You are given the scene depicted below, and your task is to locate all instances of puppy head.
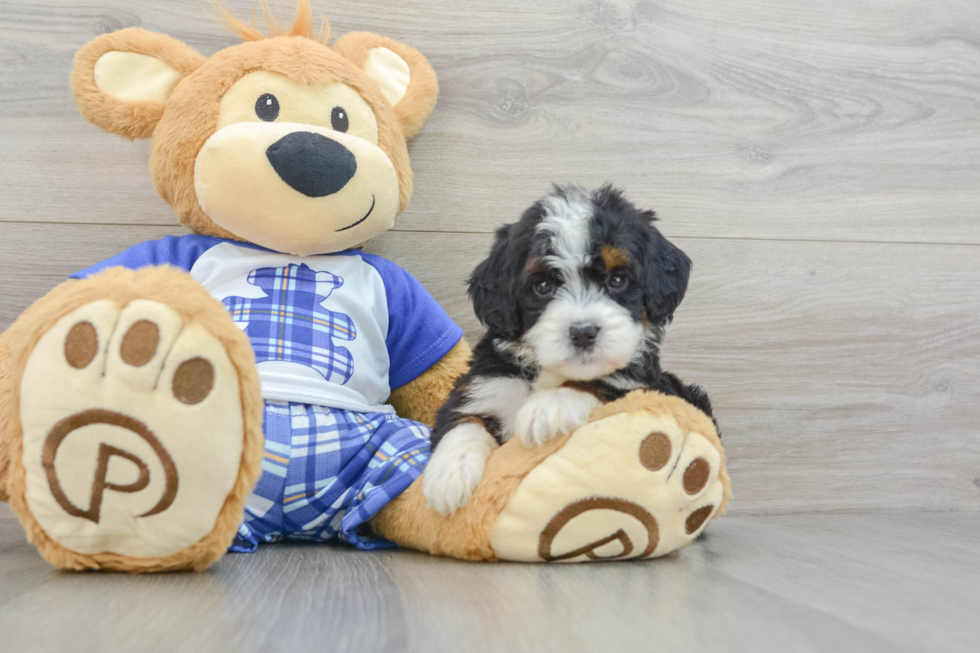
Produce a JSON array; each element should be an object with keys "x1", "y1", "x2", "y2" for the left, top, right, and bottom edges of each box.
[{"x1": 469, "y1": 185, "x2": 691, "y2": 380}]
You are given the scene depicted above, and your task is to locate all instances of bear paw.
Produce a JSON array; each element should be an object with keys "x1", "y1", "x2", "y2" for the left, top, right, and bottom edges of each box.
[
  {"x1": 489, "y1": 403, "x2": 727, "y2": 562},
  {"x1": 16, "y1": 299, "x2": 248, "y2": 561}
]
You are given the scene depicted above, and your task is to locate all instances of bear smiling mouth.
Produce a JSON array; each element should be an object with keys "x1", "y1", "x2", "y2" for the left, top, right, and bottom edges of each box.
[{"x1": 335, "y1": 194, "x2": 376, "y2": 232}]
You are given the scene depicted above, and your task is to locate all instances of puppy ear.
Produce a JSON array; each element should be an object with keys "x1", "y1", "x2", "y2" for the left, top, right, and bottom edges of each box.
[
  {"x1": 70, "y1": 28, "x2": 207, "y2": 140},
  {"x1": 332, "y1": 32, "x2": 438, "y2": 138},
  {"x1": 644, "y1": 231, "x2": 692, "y2": 324},
  {"x1": 468, "y1": 224, "x2": 523, "y2": 338}
]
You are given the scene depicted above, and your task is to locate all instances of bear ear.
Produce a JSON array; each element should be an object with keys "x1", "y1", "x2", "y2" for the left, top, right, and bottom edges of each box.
[
  {"x1": 332, "y1": 32, "x2": 438, "y2": 138},
  {"x1": 71, "y1": 27, "x2": 207, "y2": 140}
]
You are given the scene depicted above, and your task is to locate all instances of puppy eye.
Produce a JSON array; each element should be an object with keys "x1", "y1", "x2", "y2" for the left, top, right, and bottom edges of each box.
[
  {"x1": 533, "y1": 280, "x2": 555, "y2": 296},
  {"x1": 255, "y1": 94, "x2": 280, "y2": 122},
  {"x1": 331, "y1": 106, "x2": 349, "y2": 133},
  {"x1": 607, "y1": 274, "x2": 628, "y2": 290}
]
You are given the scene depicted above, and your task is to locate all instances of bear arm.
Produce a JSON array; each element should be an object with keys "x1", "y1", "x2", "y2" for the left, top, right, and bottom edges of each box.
[{"x1": 387, "y1": 338, "x2": 471, "y2": 428}]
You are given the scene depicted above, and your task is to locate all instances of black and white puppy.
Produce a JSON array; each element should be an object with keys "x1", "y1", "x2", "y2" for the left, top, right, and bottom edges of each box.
[{"x1": 423, "y1": 185, "x2": 714, "y2": 515}]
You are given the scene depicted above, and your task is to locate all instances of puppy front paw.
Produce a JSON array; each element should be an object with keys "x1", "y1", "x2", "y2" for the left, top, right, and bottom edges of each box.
[
  {"x1": 423, "y1": 423, "x2": 497, "y2": 516},
  {"x1": 515, "y1": 388, "x2": 601, "y2": 448}
]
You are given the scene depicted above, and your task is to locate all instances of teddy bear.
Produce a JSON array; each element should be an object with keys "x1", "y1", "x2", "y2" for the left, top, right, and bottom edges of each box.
[{"x1": 0, "y1": 0, "x2": 730, "y2": 571}]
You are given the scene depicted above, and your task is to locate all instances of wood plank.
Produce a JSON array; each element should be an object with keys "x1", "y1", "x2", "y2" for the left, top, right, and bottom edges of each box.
[
  {"x1": 1, "y1": 508, "x2": 978, "y2": 652},
  {"x1": 1, "y1": 223, "x2": 978, "y2": 514},
  {"x1": 2, "y1": 0, "x2": 980, "y2": 243}
]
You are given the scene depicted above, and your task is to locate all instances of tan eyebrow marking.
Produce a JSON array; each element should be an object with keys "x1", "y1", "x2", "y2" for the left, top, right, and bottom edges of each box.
[
  {"x1": 601, "y1": 245, "x2": 630, "y2": 269},
  {"x1": 525, "y1": 257, "x2": 547, "y2": 273}
]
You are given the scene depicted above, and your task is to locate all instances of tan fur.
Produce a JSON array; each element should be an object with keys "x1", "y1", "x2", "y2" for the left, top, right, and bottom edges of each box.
[
  {"x1": 70, "y1": 9, "x2": 438, "y2": 241},
  {"x1": 70, "y1": 28, "x2": 207, "y2": 140},
  {"x1": 600, "y1": 244, "x2": 630, "y2": 269},
  {"x1": 387, "y1": 338, "x2": 471, "y2": 428},
  {"x1": 14, "y1": 3, "x2": 444, "y2": 571},
  {"x1": 332, "y1": 32, "x2": 439, "y2": 138},
  {"x1": 0, "y1": 267, "x2": 264, "y2": 572},
  {"x1": 372, "y1": 389, "x2": 730, "y2": 560},
  {"x1": 210, "y1": 0, "x2": 331, "y2": 45},
  {"x1": 151, "y1": 36, "x2": 414, "y2": 240},
  {"x1": 0, "y1": 326, "x2": 18, "y2": 502},
  {"x1": 371, "y1": 426, "x2": 566, "y2": 561}
]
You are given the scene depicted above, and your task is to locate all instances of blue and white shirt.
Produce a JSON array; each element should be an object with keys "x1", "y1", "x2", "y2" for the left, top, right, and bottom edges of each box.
[{"x1": 72, "y1": 235, "x2": 463, "y2": 414}]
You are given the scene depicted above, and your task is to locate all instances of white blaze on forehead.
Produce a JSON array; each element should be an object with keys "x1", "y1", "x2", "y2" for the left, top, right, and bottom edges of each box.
[
  {"x1": 523, "y1": 187, "x2": 645, "y2": 380},
  {"x1": 536, "y1": 188, "x2": 594, "y2": 279}
]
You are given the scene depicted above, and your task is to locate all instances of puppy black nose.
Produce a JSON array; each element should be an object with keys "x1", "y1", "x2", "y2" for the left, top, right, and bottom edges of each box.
[
  {"x1": 266, "y1": 132, "x2": 357, "y2": 198},
  {"x1": 569, "y1": 324, "x2": 600, "y2": 349}
]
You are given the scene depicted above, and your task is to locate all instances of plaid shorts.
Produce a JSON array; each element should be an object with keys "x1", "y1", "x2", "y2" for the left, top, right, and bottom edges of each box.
[{"x1": 229, "y1": 401, "x2": 430, "y2": 552}]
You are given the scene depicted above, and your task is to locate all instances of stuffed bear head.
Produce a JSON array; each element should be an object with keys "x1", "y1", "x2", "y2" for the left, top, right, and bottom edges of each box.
[{"x1": 70, "y1": 1, "x2": 438, "y2": 256}]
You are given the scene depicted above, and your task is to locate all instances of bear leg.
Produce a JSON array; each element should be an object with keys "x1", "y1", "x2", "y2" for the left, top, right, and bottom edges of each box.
[
  {"x1": 372, "y1": 390, "x2": 731, "y2": 562},
  {"x1": 1, "y1": 266, "x2": 263, "y2": 572}
]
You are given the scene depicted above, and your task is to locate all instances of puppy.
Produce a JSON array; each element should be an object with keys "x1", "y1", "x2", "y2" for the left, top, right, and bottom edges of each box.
[{"x1": 423, "y1": 185, "x2": 714, "y2": 515}]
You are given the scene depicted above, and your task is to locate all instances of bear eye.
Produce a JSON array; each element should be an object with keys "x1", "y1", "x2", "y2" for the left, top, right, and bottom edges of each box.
[
  {"x1": 331, "y1": 106, "x2": 349, "y2": 133},
  {"x1": 255, "y1": 94, "x2": 280, "y2": 122},
  {"x1": 607, "y1": 274, "x2": 628, "y2": 290}
]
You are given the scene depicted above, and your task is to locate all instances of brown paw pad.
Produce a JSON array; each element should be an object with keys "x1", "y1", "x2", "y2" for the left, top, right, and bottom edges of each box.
[
  {"x1": 172, "y1": 357, "x2": 215, "y2": 405},
  {"x1": 64, "y1": 321, "x2": 99, "y2": 369},
  {"x1": 639, "y1": 431, "x2": 671, "y2": 471},
  {"x1": 685, "y1": 505, "x2": 715, "y2": 534},
  {"x1": 683, "y1": 457, "x2": 710, "y2": 495},
  {"x1": 119, "y1": 320, "x2": 160, "y2": 367}
]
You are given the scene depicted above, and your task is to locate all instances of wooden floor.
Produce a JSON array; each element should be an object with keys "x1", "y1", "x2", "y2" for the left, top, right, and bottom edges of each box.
[
  {"x1": 0, "y1": 0, "x2": 978, "y2": 650},
  {"x1": 1, "y1": 504, "x2": 978, "y2": 652}
]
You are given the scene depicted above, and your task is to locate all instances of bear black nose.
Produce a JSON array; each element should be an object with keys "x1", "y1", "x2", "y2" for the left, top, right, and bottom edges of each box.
[
  {"x1": 266, "y1": 132, "x2": 357, "y2": 198},
  {"x1": 569, "y1": 324, "x2": 600, "y2": 349}
]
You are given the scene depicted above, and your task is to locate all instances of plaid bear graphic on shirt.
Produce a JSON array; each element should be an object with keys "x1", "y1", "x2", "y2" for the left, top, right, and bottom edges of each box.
[{"x1": 222, "y1": 263, "x2": 356, "y2": 384}]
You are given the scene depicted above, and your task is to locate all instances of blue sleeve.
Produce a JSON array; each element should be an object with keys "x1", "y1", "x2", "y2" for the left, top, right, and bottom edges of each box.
[
  {"x1": 70, "y1": 235, "x2": 227, "y2": 279},
  {"x1": 360, "y1": 254, "x2": 465, "y2": 390}
]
